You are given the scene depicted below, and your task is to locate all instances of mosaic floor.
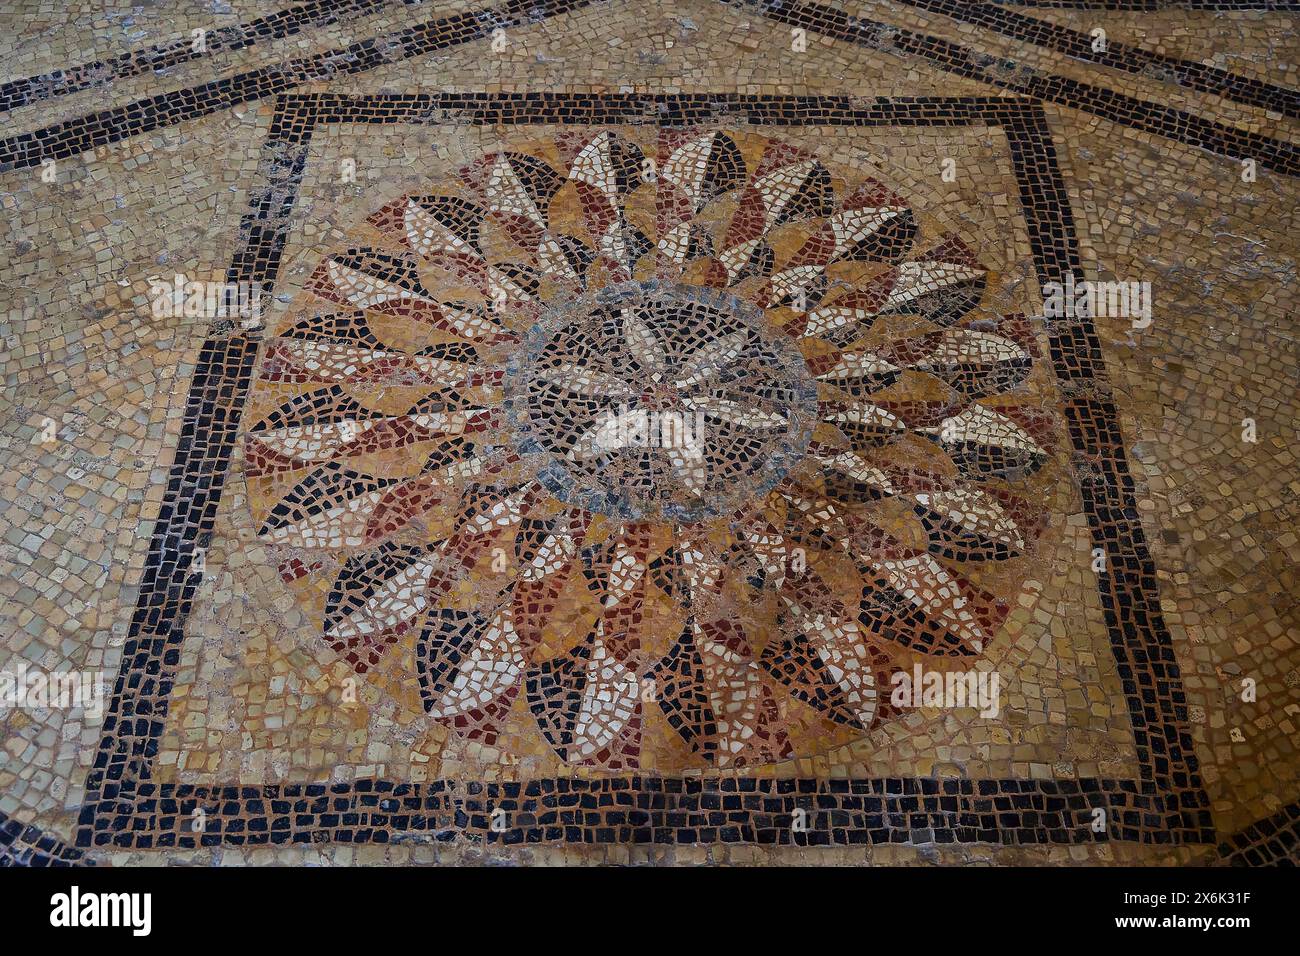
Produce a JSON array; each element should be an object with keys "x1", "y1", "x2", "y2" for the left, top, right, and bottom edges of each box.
[{"x1": 0, "y1": 0, "x2": 1296, "y2": 867}]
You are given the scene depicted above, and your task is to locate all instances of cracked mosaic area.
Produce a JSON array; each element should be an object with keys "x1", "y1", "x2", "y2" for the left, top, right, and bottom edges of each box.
[{"x1": 0, "y1": 0, "x2": 1296, "y2": 868}]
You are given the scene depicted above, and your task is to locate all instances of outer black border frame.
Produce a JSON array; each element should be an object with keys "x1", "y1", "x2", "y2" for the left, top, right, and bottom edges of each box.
[
  {"x1": 5, "y1": 0, "x2": 1300, "y2": 178},
  {"x1": 77, "y1": 91, "x2": 1214, "y2": 851}
]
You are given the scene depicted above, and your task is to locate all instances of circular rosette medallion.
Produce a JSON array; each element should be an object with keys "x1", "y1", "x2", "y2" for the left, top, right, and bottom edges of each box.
[
  {"x1": 505, "y1": 279, "x2": 819, "y2": 524},
  {"x1": 245, "y1": 129, "x2": 1063, "y2": 771}
]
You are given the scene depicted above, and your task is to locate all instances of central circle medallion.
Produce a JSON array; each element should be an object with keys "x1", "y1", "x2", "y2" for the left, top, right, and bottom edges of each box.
[{"x1": 505, "y1": 280, "x2": 818, "y2": 524}]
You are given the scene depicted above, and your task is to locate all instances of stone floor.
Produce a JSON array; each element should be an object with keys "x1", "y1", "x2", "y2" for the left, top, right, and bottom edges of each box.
[{"x1": 0, "y1": 0, "x2": 1296, "y2": 867}]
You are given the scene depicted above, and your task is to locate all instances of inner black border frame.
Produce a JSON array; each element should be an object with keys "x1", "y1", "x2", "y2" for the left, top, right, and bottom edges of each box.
[{"x1": 77, "y1": 91, "x2": 1214, "y2": 851}]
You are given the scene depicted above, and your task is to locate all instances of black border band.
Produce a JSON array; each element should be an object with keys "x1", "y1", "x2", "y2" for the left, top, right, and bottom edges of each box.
[
  {"x1": 2, "y1": 0, "x2": 1297, "y2": 177},
  {"x1": 78, "y1": 91, "x2": 1214, "y2": 851}
]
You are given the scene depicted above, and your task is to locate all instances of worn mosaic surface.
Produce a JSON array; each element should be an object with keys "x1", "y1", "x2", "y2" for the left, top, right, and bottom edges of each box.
[{"x1": 0, "y1": 0, "x2": 1296, "y2": 866}]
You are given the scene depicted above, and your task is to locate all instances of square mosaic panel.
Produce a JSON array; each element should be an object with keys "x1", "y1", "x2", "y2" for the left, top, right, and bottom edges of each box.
[{"x1": 76, "y1": 93, "x2": 1213, "y2": 851}]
